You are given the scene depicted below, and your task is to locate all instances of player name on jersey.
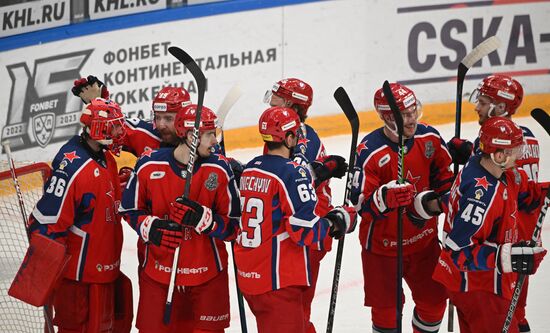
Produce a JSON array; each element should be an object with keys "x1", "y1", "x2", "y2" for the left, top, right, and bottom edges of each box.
[{"x1": 239, "y1": 175, "x2": 271, "y2": 193}]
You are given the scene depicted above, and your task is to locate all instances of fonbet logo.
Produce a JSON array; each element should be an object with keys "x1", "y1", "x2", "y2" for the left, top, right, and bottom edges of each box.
[{"x1": 1, "y1": 50, "x2": 93, "y2": 151}]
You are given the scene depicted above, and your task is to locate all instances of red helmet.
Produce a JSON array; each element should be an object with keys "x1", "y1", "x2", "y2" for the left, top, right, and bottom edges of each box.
[
  {"x1": 152, "y1": 86, "x2": 192, "y2": 113},
  {"x1": 471, "y1": 74, "x2": 523, "y2": 116},
  {"x1": 258, "y1": 106, "x2": 300, "y2": 143},
  {"x1": 80, "y1": 98, "x2": 126, "y2": 148},
  {"x1": 374, "y1": 83, "x2": 418, "y2": 117},
  {"x1": 478, "y1": 117, "x2": 524, "y2": 154},
  {"x1": 174, "y1": 104, "x2": 217, "y2": 138},
  {"x1": 266, "y1": 78, "x2": 313, "y2": 114}
]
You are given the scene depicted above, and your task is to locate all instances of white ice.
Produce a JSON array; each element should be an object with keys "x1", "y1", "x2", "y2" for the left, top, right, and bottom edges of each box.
[{"x1": 121, "y1": 116, "x2": 550, "y2": 332}]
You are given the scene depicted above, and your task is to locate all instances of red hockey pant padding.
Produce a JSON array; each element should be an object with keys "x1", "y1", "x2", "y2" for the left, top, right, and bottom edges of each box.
[
  {"x1": 114, "y1": 272, "x2": 133, "y2": 333},
  {"x1": 361, "y1": 238, "x2": 447, "y2": 328},
  {"x1": 244, "y1": 286, "x2": 307, "y2": 333},
  {"x1": 53, "y1": 278, "x2": 115, "y2": 333},
  {"x1": 449, "y1": 290, "x2": 519, "y2": 333},
  {"x1": 136, "y1": 270, "x2": 230, "y2": 332}
]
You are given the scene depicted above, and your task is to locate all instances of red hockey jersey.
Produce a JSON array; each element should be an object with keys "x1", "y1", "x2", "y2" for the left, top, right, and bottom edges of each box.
[
  {"x1": 120, "y1": 148, "x2": 240, "y2": 286},
  {"x1": 122, "y1": 118, "x2": 162, "y2": 156},
  {"x1": 234, "y1": 154, "x2": 332, "y2": 295},
  {"x1": 29, "y1": 136, "x2": 122, "y2": 283},
  {"x1": 350, "y1": 124, "x2": 454, "y2": 256},
  {"x1": 433, "y1": 156, "x2": 546, "y2": 300},
  {"x1": 475, "y1": 125, "x2": 540, "y2": 241}
]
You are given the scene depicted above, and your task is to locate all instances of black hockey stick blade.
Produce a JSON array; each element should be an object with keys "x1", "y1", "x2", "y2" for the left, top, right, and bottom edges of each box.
[
  {"x1": 168, "y1": 46, "x2": 206, "y2": 92},
  {"x1": 382, "y1": 81, "x2": 404, "y2": 139},
  {"x1": 333, "y1": 87, "x2": 360, "y2": 174},
  {"x1": 531, "y1": 108, "x2": 550, "y2": 136},
  {"x1": 326, "y1": 87, "x2": 360, "y2": 333}
]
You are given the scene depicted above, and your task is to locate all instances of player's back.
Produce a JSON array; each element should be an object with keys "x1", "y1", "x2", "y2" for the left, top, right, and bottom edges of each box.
[{"x1": 235, "y1": 154, "x2": 324, "y2": 295}]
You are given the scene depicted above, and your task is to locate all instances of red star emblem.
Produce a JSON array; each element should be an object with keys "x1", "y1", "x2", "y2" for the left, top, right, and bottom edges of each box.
[
  {"x1": 140, "y1": 148, "x2": 154, "y2": 158},
  {"x1": 406, "y1": 170, "x2": 421, "y2": 192},
  {"x1": 357, "y1": 141, "x2": 368, "y2": 155},
  {"x1": 474, "y1": 176, "x2": 492, "y2": 191},
  {"x1": 297, "y1": 137, "x2": 310, "y2": 146},
  {"x1": 63, "y1": 151, "x2": 80, "y2": 163},
  {"x1": 217, "y1": 154, "x2": 230, "y2": 165},
  {"x1": 287, "y1": 161, "x2": 301, "y2": 168}
]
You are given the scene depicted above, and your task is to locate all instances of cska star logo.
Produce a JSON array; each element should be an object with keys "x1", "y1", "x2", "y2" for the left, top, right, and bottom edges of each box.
[
  {"x1": 474, "y1": 176, "x2": 492, "y2": 191},
  {"x1": 357, "y1": 141, "x2": 368, "y2": 155},
  {"x1": 141, "y1": 148, "x2": 154, "y2": 158},
  {"x1": 287, "y1": 161, "x2": 301, "y2": 168},
  {"x1": 63, "y1": 151, "x2": 80, "y2": 163},
  {"x1": 406, "y1": 170, "x2": 421, "y2": 192}
]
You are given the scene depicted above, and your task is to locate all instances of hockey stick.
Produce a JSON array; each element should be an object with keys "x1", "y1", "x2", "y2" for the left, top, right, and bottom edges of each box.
[
  {"x1": 216, "y1": 84, "x2": 243, "y2": 152},
  {"x1": 326, "y1": 87, "x2": 360, "y2": 333},
  {"x1": 164, "y1": 46, "x2": 207, "y2": 325},
  {"x1": 449, "y1": 35, "x2": 501, "y2": 331},
  {"x1": 2, "y1": 141, "x2": 55, "y2": 333},
  {"x1": 382, "y1": 80, "x2": 405, "y2": 333},
  {"x1": 215, "y1": 86, "x2": 248, "y2": 333},
  {"x1": 502, "y1": 108, "x2": 550, "y2": 333}
]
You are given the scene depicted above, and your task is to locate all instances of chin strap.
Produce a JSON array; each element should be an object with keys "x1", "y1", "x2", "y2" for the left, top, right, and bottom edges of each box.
[{"x1": 490, "y1": 152, "x2": 511, "y2": 170}]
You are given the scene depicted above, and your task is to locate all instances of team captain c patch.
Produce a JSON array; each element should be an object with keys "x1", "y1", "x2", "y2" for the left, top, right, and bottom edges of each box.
[{"x1": 205, "y1": 172, "x2": 219, "y2": 191}]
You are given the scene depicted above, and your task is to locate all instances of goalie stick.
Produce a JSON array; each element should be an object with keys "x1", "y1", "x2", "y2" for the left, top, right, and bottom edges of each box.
[
  {"x1": 382, "y1": 81, "x2": 406, "y2": 333},
  {"x1": 449, "y1": 35, "x2": 501, "y2": 332},
  {"x1": 326, "y1": 87, "x2": 360, "y2": 333},
  {"x1": 2, "y1": 141, "x2": 55, "y2": 333},
  {"x1": 501, "y1": 108, "x2": 550, "y2": 333},
  {"x1": 164, "y1": 46, "x2": 207, "y2": 325},
  {"x1": 215, "y1": 85, "x2": 248, "y2": 333}
]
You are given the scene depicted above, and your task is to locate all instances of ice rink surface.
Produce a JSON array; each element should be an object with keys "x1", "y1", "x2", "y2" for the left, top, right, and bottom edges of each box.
[{"x1": 120, "y1": 117, "x2": 550, "y2": 332}]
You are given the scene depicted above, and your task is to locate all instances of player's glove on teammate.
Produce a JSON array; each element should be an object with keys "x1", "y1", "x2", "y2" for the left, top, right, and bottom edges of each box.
[
  {"x1": 312, "y1": 155, "x2": 347, "y2": 185},
  {"x1": 406, "y1": 190, "x2": 443, "y2": 229},
  {"x1": 170, "y1": 196, "x2": 214, "y2": 234},
  {"x1": 72, "y1": 75, "x2": 110, "y2": 103},
  {"x1": 118, "y1": 166, "x2": 133, "y2": 191},
  {"x1": 325, "y1": 205, "x2": 357, "y2": 239},
  {"x1": 497, "y1": 240, "x2": 547, "y2": 275},
  {"x1": 447, "y1": 137, "x2": 473, "y2": 165},
  {"x1": 139, "y1": 216, "x2": 182, "y2": 250},
  {"x1": 373, "y1": 180, "x2": 415, "y2": 213},
  {"x1": 228, "y1": 157, "x2": 244, "y2": 187}
]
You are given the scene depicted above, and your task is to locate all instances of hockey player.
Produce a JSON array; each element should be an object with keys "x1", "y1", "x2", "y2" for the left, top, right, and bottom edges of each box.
[
  {"x1": 433, "y1": 117, "x2": 547, "y2": 333},
  {"x1": 72, "y1": 77, "x2": 191, "y2": 156},
  {"x1": 234, "y1": 106, "x2": 356, "y2": 333},
  {"x1": 447, "y1": 74, "x2": 540, "y2": 331},
  {"x1": 351, "y1": 83, "x2": 454, "y2": 332},
  {"x1": 22, "y1": 98, "x2": 132, "y2": 332},
  {"x1": 120, "y1": 104, "x2": 241, "y2": 333},
  {"x1": 263, "y1": 78, "x2": 347, "y2": 332}
]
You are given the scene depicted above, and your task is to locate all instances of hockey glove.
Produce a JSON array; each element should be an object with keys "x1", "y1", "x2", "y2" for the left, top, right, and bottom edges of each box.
[
  {"x1": 72, "y1": 75, "x2": 110, "y2": 103},
  {"x1": 228, "y1": 157, "x2": 244, "y2": 187},
  {"x1": 325, "y1": 206, "x2": 358, "y2": 239},
  {"x1": 118, "y1": 166, "x2": 133, "y2": 192},
  {"x1": 312, "y1": 155, "x2": 347, "y2": 185},
  {"x1": 447, "y1": 137, "x2": 473, "y2": 165},
  {"x1": 406, "y1": 190, "x2": 443, "y2": 229},
  {"x1": 497, "y1": 240, "x2": 547, "y2": 275},
  {"x1": 170, "y1": 197, "x2": 214, "y2": 234},
  {"x1": 139, "y1": 216, "x2": 182, "y2": 250},
  {"x1": 373, "y1": 180, "x2": 414, "y2": 213}
]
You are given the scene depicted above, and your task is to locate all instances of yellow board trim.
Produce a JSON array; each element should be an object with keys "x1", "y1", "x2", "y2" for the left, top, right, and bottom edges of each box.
[{"x1": 115, "y1": 93, "x2": 550, "y2": 168}]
